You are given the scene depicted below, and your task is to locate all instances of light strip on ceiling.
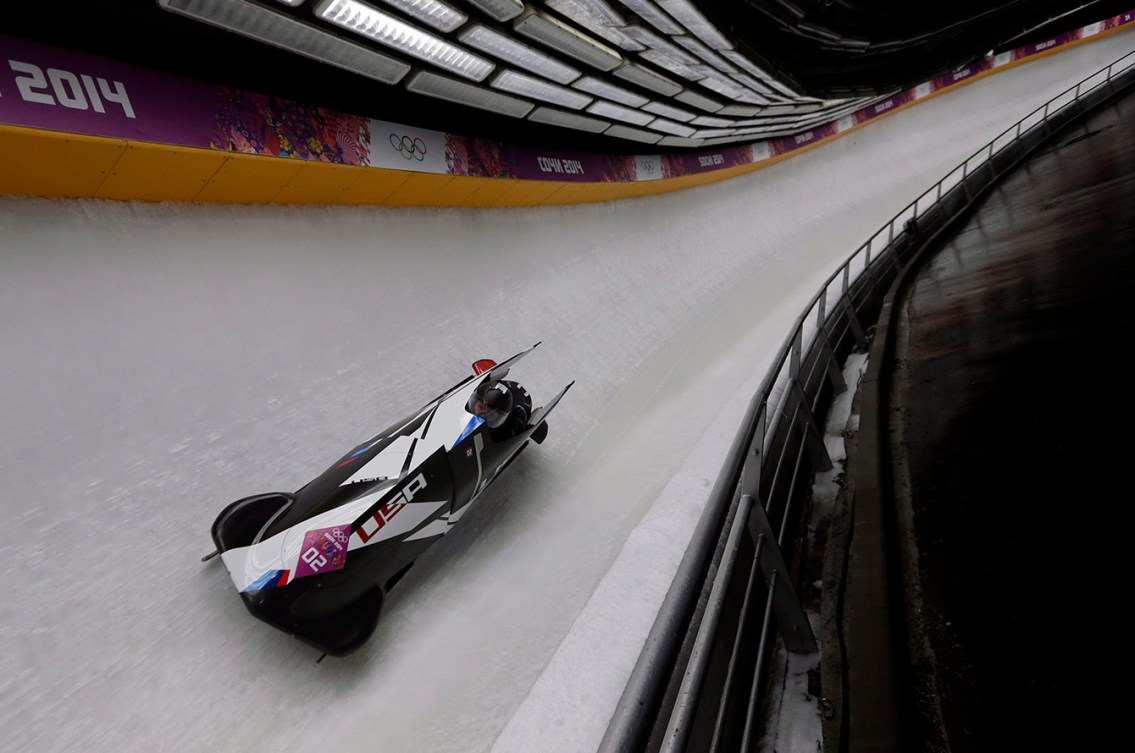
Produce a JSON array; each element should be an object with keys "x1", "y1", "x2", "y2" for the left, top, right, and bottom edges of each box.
[
  {"x1": 548, "y1": 0, "x2": 626, "y2": 26},
  {"x1": 621, "y1": 25, "x2": 697, "y2": 62},
  {"x1": 657, "y1": 135, "x2": 704, "y2": 147},
  {"x1": 513, "y1": 10, "x2": 623, "y2": 71},
  {"x1": 272, "y1": 0, "x2": 307, "y2": 6},
  {"x1": 586, "y1": 100, "x2": 654, "y2": 126},
  {"x1": 611, "y1": 0, "x2": 682, "y2": 35},
  {"x1": 571, "y1": 76, "x2": 649, "y2": 107},
  {"x1": 544, "y1": 0, "x2": 645, "y2": 51},
  {"x1": 695, "y1": 69, "x2": 764, "y2": 103},
  {"x1": 675, "y1": 36, "x2": 736, "y2": 74},
  {"x1": 604, "y1": 123, "x2": 663, "y2": 144},
  {"x1": 405, "y1": 71, "x2": 534, "y2": 116},
  {"x1": 691, "y1": 127, "x2": 736, "y2": 138},
  {"x1": 702, "y1": 135, "x2": 741, "y2": 146},
  {"x1": 639, "y1": 51, "x2": 702, "y2": 81},
  {"x1": 459, "y1": 25, "x2": 581, "y2": 84},
  {"x1": 492, "y1": 70, "x2": 593, "y2": 109},
  {"x1": 717, "y1": 104, "x2": 762, "y2": 117},
  {"x1": 654, "y1": 0, "x2": 731, "y2": 49},
  {"x1": 316, "y1": 0, "x2": 493, "y2": 81},
  {"x1": 731, "y1": 72, "x2": 775, "y2": 96},
  {"x1": 645, "y1": 117, "x2": 696, "y2": 137},
  {"x1": 674, "y1": 88, "x2": 723, "y2": 112},
  {"x1": 157, "y1": 0, "x2": 410, "y2": 84},
  {"x1": 689, "y1": 114, "x2": 732, "y2": 127},
  {"x1": 612, "y1": 62, "x2": 682, "y2": 96},
  {"x1": 464, "y1": 0, "x2": 524, "y2": 22},
  {"x1": 373, "y1": 0, "x2": 467, "y2": 33},
  {"x1": 720, "y1": 50, "x2": 776, "y2": 83},
  {"x1": 642, "y1": 100, "x2": 695, "y2": 122},
  {"x1": 528, "y1": 106, "x2": 611, "y2": 133}
]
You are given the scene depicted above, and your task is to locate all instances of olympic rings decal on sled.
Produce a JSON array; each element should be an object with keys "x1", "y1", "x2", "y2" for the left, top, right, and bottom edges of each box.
[{"x1": 390, "y1": 133, "x2": 428, "y2": 161}]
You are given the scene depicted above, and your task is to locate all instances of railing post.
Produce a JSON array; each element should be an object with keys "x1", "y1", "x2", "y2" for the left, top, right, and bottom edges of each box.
[
  {"x1": 740, "y1": 400, "x2": 767, "y2": 501},
  {"x1": 747, "y1": 497, "x2": 818, "y2": 654},
  {"x1": 787, "y1": 379, "x2": 833, "y2": 472}
]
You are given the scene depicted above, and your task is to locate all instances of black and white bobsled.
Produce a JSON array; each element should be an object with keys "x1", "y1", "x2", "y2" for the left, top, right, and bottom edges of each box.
[{"x1": 205, "y1": 342, "x2": 572, "y2": 657}]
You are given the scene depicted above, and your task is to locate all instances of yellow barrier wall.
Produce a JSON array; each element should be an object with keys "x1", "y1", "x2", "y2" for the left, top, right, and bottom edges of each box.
[{"x1": 1, "y1": 23, "x2": 1131, "y2": 208}]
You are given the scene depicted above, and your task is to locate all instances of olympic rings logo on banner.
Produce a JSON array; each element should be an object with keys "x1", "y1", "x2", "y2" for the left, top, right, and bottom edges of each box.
[{"x1": 390, "y1": 133, "x2": 427, "y2": 161}]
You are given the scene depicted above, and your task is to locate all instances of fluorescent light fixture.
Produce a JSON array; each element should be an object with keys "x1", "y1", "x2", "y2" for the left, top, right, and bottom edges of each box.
[
  {"x1": 645, "y1": 117, "x2": 696, "y2": 137},
  {"x1": 547, "y1": 0, "x2": 626, "y2": 26},
  {"x1": 603, "y1": 123, "x2": 663, "y2": 144},
  {"x1": 586, "y1": 100, "x2": 654, "y2": 126},
  {"x1": 492, "y1": 69, "x2": 593, "y2": 109},
  {"x1": 158, "y1": 0, "x2": 410, "y2": 84},
  {"x1": 733, "y1": 114, "x2": 798, "y2": 126},
  {"x1": 694, "y1": 69, "x2": 762, "y2": 101},
  {"x1": 692, "y1": 127, "x2": 736, "y2": 138},
  {"x1": 406, "y1": 70, "x2": 534, "y2": 116},
  {"x1": 459, "y1": 25, "x2": 580, "y2": 84},
  {"x1": 612, "y1": 62, "x2": 682, "y2": 96},
  {"x1": 718, "y1": 104, "x2": 762, "y2": 117},
  {"x1": 657, "y1": 135, "x2": 704, "y2": 147},
  {"x1": 701, "y1": 135, "x2": 740, "y2": 146},
  {"x1": 316, "y1": 0, "x2": 493, "y2": 81},
  {"x1": 514, "y1": 10, "x2": 623, "y2": 71},
  {"x1": 674, "y1": 88, "x2": 723, "y2": 112},
  {"x1": 690, "y1": 115, "x2": 732, "y2": 127},
  {"x1": 621, "y1": 26, "x2": 697, "y2": 62},
  {"x1": 272, "y1": 0, "x2": 306, "y2": 6},
  {"x1": 640, "y1": 50, "x2": 702, "y2": 81},
  {"x1": 655, "y1": 0, "x2": 731, "y2": 49},
  {"x1": 675, "y1": 36, "x2": 735, "y2": 73},
  {"x1": 528, "y1": 106, "x2": 611, "y2": 133},
  {"x1": 464, "y1": 0, "x2": 524, "y2": 22},
  {"x1": 721, "y1": 50, "x2": 774, "y2": 81},
  {"x1": 544, "y1": 0, "x2": 645, "y2": 51},
  {"x1": 611, "y1": 0, "x2": 682, "y2": 35},
  {"x1": 571, "y1": 76, "x2": 649, "y2": 107},
  {"x1": 642, "y1": 100, "x2": 695, "y2": 121},
  {"x1": 373, "y1": 0, "x2": 467, "y2": 32},
  {"x1": 731, "y1": 72, "x2": 775, "y2": 95},
  {"x1": 762, "y1": 104, "x2": 804, "y2": 115}
]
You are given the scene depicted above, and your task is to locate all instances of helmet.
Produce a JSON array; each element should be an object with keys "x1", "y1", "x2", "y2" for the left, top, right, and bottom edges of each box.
[{"x1": 469, "y1": 382, "x2": 513, "y2": 428}]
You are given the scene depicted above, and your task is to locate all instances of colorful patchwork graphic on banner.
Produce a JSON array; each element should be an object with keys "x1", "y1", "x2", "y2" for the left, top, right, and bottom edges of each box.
[
  {"x1": 4, "y1": 10, "x2": 1135, "y2": 187},
  {"x1": 212, "y1": 87, "x2": 372, "y2": 164}
]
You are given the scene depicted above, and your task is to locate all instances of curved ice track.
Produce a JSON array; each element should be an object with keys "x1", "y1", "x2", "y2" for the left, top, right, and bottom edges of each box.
[{"x1": 2, "y1": 32, "x2": 1131, "y2": 753}]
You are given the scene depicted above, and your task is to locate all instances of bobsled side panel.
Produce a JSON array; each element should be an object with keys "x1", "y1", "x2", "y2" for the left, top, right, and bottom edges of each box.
[
  {"x1": 211, "y1": 492, "x2": 294, "y2": 553},
  {"x1": 243, "y1": 583, "x2": 386, "y2": 657}
]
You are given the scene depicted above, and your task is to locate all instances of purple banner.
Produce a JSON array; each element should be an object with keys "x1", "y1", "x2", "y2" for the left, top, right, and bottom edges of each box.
[
  {"x1": 660, "y1": 145, "x2": 752, "y2": 178},
  {"x1": 4, "y1": 10, "x2": 1134, "y2": 185},
  {"x1": 0, "y1": 34, "x2": 217, "y2": 147},
  {"x1": 446, "y1": 138, "x2": 639, "y2": 182},
  {"x1": 509, "y1": 146, "x2": 637, "y2": 182},
  {"x1": 849, "y1": 90, "x2": 916, "y2": 127},
  {"x1": 768, "y1": 120, "x2": 841, "y2": 157}
]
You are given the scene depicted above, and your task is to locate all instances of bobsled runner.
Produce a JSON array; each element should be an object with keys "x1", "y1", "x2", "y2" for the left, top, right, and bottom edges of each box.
[{"x1": 204, "y1": 342, "x2": 572, "y2": 657}]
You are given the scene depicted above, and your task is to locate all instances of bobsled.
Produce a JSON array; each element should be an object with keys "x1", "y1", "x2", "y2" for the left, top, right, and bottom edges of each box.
[{"x1": 204, "y1": 342, "x2": 572, "y2": 657}]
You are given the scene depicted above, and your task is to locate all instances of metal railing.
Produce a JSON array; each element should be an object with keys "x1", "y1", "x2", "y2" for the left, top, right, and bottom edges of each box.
[{"x1": 599, "y1": 48, "x2": 1135, "y2": 753}]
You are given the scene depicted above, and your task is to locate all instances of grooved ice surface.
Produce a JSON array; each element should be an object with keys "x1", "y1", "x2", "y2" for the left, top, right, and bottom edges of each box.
[{"x1": 2, "y1": 30, "x2": 1131, "y2": 753}]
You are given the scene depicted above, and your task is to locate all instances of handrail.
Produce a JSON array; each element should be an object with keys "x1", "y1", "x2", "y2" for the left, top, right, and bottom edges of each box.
[{"x1": 599, "y1": 47, "x2": 1135, "y2": 753}]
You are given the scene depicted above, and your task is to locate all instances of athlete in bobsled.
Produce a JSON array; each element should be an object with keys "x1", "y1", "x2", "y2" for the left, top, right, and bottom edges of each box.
[{"x1": 203, "y1": 342, "x2": 571, "y2": 658}]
